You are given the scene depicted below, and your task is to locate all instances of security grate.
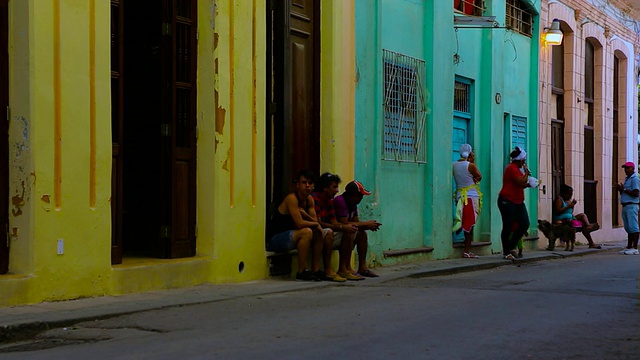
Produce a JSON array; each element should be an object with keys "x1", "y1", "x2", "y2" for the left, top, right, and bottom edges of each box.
[
  {"x1": 454, "y1": 81, "x2": 470, "y2": 114},
  {"x1": 382, "y1": 49, "x2": 426, "y2": 163},
  {"x1": 506, "y1": 0, "x2": 533, "y2": 37}
]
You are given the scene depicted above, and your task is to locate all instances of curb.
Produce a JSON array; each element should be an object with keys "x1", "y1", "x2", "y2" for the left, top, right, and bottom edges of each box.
[{"x1": 0, "y1": 245, "x2": 620, "y2": 344}]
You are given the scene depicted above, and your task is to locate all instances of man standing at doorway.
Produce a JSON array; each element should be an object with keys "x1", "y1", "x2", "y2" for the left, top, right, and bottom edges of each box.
[
  {"x1": 333, "y1": 180, "x2": 382, "y2": 278},
  {"x1": 616, "y1": 162, "x2": 640, "y2": 255}
]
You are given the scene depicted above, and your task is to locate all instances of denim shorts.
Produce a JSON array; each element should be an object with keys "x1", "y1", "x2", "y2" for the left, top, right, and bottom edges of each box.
[
  {"x1": 266, "y1": 230, "x2": 295, "y2": 252},
  {"x1": 621, "y1": 204, "x2": 639, "y2": 234}
]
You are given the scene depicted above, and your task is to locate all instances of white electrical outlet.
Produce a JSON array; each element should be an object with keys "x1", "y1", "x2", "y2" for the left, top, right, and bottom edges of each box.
[{"x1": 57, "y1": 239, "x2": 64, "y2": 255}]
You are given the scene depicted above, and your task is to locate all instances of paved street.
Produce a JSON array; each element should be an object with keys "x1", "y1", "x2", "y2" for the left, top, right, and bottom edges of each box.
[{"x1": 0, "y1": 250, "x2": 638, "y2": 359}]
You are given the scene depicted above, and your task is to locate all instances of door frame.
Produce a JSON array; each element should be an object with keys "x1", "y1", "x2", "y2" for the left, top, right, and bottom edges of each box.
[{"x1": 266, "y1": 0, "x2": 320, "y2": 213}]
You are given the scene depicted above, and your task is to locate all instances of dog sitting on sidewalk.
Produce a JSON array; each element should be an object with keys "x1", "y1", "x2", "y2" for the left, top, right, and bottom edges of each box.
[{"x1": 538, "y1": 219, "x2": 576, "y2": 252}]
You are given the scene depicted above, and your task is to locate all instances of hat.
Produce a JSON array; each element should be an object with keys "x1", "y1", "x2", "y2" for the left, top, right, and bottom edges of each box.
[
  {"x1": 511, "y1": 147, "x2": 527, "y2": 161},
  {"x1": 622, "y1": 161, "x2": 635, "y2": 168},
  {"x1": 459, "y1": 144, "x2": 472, "y2": 159},
  {"x1": 345, "y1": 180, "x2": 371, "y2": 196}
]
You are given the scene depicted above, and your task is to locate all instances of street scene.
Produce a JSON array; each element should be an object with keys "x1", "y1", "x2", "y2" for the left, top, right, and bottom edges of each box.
[
  {"x1": 0, "y1": 249, "x2": 638, "y2": 359},
  {"x1": 0, "y1": 1, "x2": 640, "y2": 359}
]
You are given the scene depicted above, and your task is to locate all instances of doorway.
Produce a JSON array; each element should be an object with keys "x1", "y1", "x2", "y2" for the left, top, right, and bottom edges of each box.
[
  {"x1": 452, "y1": 78, "x2": 473, "y2": 244},
  {"x1": 111, "y1": 0, "x2": 197, "y2": 263},
  {"x1": 266, "y1": 0, "x2": 320, "y2": 212}
]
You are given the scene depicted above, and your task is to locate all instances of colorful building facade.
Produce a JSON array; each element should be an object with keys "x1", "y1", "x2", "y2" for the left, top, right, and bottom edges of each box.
[
  {"x1": 354, "y1": 0, "x2": 541, "y2": 264},
  {"x1": 537, "y1": 0, "x2": 640, "y2": 247},
  {"x1": 1, "y1": 0, "x2": 358, "y2": 307}
]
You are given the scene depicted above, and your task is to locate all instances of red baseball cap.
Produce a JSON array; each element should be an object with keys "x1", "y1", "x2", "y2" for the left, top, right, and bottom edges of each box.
[
  {"x1": 622, "y1": 162, "x2": 635, "y2": 168},
  {"x1": 345, "y1": 180, "x2": 371, "y2": 196}
]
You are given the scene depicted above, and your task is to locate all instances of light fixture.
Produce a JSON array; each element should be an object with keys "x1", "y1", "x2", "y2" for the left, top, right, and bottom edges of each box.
[{"x1": 543, "y1": 19, "x2": 563, "y2": 45}]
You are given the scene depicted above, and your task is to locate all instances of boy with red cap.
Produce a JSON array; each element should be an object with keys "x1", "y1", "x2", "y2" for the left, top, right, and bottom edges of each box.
[{"x1": 333, "y1": 180, "x2": 382, "y2": 278}]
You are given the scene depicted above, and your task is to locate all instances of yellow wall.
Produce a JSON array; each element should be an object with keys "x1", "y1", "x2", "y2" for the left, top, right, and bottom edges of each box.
[
  {"x1": 320, "y1": 0, "x2": 356, "y2": 181},
  {"x1": 1, "y1": 0, "x2": 355, "y2": 307}
]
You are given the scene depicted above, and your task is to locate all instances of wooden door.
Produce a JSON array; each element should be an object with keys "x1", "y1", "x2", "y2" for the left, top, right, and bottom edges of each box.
[
  {"x1": 0, "y1": 0, "x2": 8, "y2": 274},
  {"x1": 267, "y1": 0, "x2": 320, "y2": 209},
  {"x1": 551, "y1": 119, "x2": 564, "y2": 199},
  {"x1": 110, "y1": 0, "x2": 124, "y2": 265},
  {"x1": 160, "y1": 0, "x2": 197, "y2": 258}
]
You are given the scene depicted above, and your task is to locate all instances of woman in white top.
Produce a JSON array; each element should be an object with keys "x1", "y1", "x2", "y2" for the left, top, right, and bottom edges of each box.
[{"x1": 453, "y1": 144, "x2": 483, "y2": 258}]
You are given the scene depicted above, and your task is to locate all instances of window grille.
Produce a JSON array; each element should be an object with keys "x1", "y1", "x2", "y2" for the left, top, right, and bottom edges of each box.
[
  {"x1": 454, "y1": 0, "x2": 485, "y2": 16},
  {"x1": 382, "y1": 50, "x2": 427, "y2": 163},
  {"x1": 454, "y1": 81, "x2": 470, "y2": 114},
  {"x1": 506, "y1": 0, "x2": 533, "y2": 37}
]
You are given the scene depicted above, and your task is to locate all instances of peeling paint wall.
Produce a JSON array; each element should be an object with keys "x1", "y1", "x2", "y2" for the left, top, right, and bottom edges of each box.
[{"x1": 1, "y1": 0, "x2": 356, "y2": 307}]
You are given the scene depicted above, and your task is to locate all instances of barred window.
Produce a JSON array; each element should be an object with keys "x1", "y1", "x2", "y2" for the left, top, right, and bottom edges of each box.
[
  {"x1": 382, "y1": 50, "x2": 427, "y2": 163},
  {"x1": 454, "y1": 0, "x2": 485, "y2": 16},
  {"x1": 506, "y1": 0, "x2": 533, "y2": 37}
]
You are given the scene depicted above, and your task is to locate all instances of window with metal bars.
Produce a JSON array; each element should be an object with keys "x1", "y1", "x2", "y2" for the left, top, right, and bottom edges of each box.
[
  {"x1": 382, "y1": 50, "x2": 427, "y2": 163},
  {"x1": 454, "y1": 81, "x2": 470, "y2": 114},
  {"x1": 506, "y1": 0, "x2": 533, "y2": 37},
  {"x1": 454, "y1": 0, "x2": 485, "y2": 16}
]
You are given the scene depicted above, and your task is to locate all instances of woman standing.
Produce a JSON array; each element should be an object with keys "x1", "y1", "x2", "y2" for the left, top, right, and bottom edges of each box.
[
  {"x1": 497, "y1": 147, "x2": 530, "y2": 260},
  {"x1": 453, "y1": 144, "x2": 482, "y2": 258}
]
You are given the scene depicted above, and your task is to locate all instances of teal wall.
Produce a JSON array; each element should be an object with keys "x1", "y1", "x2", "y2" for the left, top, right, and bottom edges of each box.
[{"x1": 355, "y1": 0, "x2": 540, "y2": 266}]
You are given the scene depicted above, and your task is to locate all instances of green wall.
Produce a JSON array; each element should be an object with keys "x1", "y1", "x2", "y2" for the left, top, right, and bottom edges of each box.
[{"x1": 355, "y1": 0, "x2": 540, "y2": 265}]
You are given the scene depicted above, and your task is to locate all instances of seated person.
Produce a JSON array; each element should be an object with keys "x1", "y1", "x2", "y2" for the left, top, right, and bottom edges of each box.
[
  {"x1": 334, "y1": 180, "x2": 382, "y2": 278},
  {"x1": 267, "y1": 169, "x2": 330, "y2": 281},
  {"x1": 553, "y1": 184, "x2": 601, "y2": 249}
]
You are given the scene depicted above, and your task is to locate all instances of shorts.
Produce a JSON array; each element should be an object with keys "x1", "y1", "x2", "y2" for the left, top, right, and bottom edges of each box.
[
  {"x1": 621, "y1": 204, "x2": 639, "y2": 234},
  {"x1": 266, "y1": 230, "x2": 295, "y2": 252}
]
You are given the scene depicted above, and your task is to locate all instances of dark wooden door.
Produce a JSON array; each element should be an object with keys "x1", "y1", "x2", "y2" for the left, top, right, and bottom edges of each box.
[
  {"x1": 551, "y1": 119, "x2": 564, "y2": 199},
  {"x1": 267, "y1": 0, "x2": 319, "y2": 208},
  {"x1": 111, "y1": 0, "x2": 124, "y2": 265},
  {"x1": 0, "y1": 0, "x2": 8, "y2": 274},
  {"x1": 160, "y1": 0, "x2": 197, "y2": 258}
]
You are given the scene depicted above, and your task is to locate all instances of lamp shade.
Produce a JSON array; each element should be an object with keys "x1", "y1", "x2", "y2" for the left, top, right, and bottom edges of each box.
[{"x1": 545, "y1": 19, "x2": 563, "y2": 45}]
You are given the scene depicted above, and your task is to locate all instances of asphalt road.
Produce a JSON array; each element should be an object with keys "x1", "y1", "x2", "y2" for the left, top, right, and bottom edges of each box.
[{"x1": 1, "y1": 251, "x2": 638, "y2": 359}]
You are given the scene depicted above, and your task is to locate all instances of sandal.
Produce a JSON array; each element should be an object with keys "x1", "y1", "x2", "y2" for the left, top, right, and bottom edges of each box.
[
  {"x1": 588, "y1": 245, "x2": 602, "y2": 249},
  {"x1": 503, "y1": 254, "x2": 517, "y2": 260},
  {"x1": 359, "y1": 269, "x2": 379, "y2": 278},
  {"x1": 463, "y1": 252, "x2": 479, "y2": 259}
]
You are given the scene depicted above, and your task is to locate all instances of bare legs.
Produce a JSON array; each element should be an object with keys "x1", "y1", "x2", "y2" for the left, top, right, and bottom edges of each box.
[{"x1": 292, "y1": 228, "x2": 314, "y2": 271}]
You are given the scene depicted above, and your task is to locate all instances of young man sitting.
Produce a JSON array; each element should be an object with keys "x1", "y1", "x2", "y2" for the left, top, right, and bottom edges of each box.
[
  {"x1": 333, "y1": 180, "x2": 382, "y2": 278},
  {"x1": 267, "y1": 169, "x2": 334, "y2": 281}
]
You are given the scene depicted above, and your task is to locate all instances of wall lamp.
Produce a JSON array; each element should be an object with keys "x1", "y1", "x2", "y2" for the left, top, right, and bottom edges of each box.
[{"x1": 543, "y1": 19, "x2": 564, "y2": 45}]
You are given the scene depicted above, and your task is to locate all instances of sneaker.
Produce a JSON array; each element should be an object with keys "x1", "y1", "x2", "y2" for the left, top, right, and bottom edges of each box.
[
  {"x1": 623, "y1": 248, "x2": 639, "y2": 255},
  {"x1": 619, "y1": 248, "x2": 630, "y2": 255},
  {"x1": 296, "y1": 269, "x2": 318, "y2": 281}
]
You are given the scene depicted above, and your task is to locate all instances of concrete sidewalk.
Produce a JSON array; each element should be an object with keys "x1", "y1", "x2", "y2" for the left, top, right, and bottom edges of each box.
[{"x1": 0, "y1": 241, "x2": 627, "y2": 343}]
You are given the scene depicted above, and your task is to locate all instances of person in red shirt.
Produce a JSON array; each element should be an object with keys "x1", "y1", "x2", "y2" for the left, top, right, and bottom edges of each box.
[{"x1": 497, "y1": 147, "x2": 531, "y2": 260}]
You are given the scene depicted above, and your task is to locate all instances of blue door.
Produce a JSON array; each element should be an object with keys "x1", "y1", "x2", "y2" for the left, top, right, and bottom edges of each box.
[{"x1": 452, "y1": 116, "x2": 469, "y2": 243}]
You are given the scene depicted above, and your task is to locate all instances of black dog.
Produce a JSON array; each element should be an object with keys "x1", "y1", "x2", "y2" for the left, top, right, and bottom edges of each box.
[{"x1": 538, "y1": 219, "x2": 576, "y2": 251}]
